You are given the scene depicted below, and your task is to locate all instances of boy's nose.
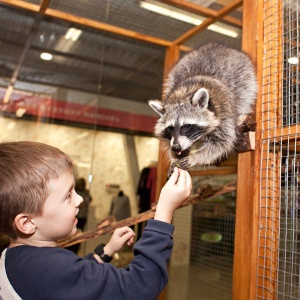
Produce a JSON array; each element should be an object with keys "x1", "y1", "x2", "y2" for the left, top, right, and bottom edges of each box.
[{"x1": 76, "y1": 194, "x2": 83, "y2": 207}]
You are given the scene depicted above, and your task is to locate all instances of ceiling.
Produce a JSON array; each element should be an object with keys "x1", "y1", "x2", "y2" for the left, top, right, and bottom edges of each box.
[{"x1": 0, "y1": 0, "x2": 243, "y2": 104}]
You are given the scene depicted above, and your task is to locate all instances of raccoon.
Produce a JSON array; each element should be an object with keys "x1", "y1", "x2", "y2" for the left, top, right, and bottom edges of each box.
[{"x1": 148, "y1": 43, "x2": 257, "y2": 175}]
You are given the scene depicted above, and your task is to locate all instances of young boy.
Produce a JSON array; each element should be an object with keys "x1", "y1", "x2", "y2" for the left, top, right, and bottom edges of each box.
[{"x1": 0, "y1": 141, "x2": 192, "y2": 300}]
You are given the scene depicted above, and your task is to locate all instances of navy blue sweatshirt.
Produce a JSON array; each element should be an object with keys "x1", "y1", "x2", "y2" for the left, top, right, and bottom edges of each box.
[{"x1": 4, "y1": 219, "x2": 174, "y2": 300}]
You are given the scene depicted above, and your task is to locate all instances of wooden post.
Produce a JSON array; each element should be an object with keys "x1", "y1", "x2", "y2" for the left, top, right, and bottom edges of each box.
[
  {"x1": 256, "y1": 0, "x2": 282, "y2": 298},
  {"x1": 232, "y1": 0, "x2": 263, "y2": 299},
  {"x1": 155, "y1": 45, "x2": 181, "y2": 201}
]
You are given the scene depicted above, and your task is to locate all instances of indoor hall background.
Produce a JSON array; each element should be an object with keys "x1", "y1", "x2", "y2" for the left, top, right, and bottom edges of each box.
[{"x1": 257, "y1": 0, "x2": 300, "y2": 299}]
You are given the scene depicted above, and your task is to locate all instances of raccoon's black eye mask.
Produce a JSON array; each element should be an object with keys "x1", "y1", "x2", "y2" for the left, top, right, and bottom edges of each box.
[
  {"x1": 181, "y1": 124, "x2": 206, "y2": 139},
  {"x1": 162, "y1": 124, "x2": 206, "y2": 141},
  {"x1": 163, "y1": 126, "x2": 174, "y2": 140}
]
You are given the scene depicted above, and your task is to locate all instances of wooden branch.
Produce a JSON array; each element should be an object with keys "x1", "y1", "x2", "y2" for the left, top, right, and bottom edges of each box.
[{"x1": 57, "y1": 181, "x2": 237, "y2": 248}]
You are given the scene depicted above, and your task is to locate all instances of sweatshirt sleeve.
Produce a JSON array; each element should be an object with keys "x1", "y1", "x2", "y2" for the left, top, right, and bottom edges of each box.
[{"x1": 5, "y1": 219, "x2": 174, "y2": 300}]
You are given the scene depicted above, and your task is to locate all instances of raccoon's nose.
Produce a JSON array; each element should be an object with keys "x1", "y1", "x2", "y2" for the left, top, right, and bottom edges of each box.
[{"x1": 172, "y1": 144, "x2": 182, "y2": 153}]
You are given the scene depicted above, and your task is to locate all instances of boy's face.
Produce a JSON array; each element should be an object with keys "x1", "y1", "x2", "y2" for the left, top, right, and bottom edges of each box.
[{"x1": 33, "y1": 172, "x2": 83, "y2": 243}]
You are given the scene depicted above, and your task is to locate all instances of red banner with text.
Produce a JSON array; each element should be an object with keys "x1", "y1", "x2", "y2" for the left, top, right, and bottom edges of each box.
[{"x1": 0, "y1": 90, "x2": 157, "y2": 134}]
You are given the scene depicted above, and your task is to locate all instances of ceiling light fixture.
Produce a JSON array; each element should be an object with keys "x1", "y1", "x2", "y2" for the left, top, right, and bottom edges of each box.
[
  {"x1": 65, "y1": 27, "x2": 82, "y2": 41},
  {"x1": 140, "y1": 0, "x2": 239, "y2": 38},
  {"x1": 40, "y1": 52, "x2": 53, "y2": 60}
]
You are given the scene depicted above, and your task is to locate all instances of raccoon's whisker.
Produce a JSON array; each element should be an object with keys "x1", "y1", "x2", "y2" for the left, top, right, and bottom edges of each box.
[
  {"x1": 188, "y1": 132, "x2": 199, "y2": 139},
  {"x1": 189, "y1": 133, "x2": 202, "y2": 140}
]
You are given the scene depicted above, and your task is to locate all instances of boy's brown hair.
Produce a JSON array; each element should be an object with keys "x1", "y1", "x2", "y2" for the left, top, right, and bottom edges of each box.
[{"x1": 0, "y1": 141, "x2": 73, "y2": 239}]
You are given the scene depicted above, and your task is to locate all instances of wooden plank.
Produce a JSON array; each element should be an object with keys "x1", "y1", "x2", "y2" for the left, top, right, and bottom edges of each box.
[
  {"x1": 172, "y1": 0, "x2": 242, "y2": 45},
  {"x1": 0, "y1": 0, "x2": 40, "y2": 12},
  {"x1": 163, "y1": 0, "x2": 242, "y2": 27},
  {"x1": 39, "y1": 0, "x2": 51, "y2": 13},
  {"x1": 232, "y1": 0, "x2": 262, "y2": 298},
  {"x1": 256, "y1": 0, "x2": 282, "y2": 298},
  {"x1": 155, "y1": 45, "x2": 180, "y2": 201},
  {"x1": 262, "y1": 125, "x2": 299, "y2": 140},
  {"x1": 189, "y1": 166, "x2": 237, "y2": 176}
]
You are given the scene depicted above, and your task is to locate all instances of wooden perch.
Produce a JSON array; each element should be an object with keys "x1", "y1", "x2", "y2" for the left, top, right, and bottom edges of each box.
[
  {"x1": 236, "y1": 115, "x2": 256, "y2": 152},
  {"x1": 57, "y1": 181, "x2": 237, "y2": 248}
]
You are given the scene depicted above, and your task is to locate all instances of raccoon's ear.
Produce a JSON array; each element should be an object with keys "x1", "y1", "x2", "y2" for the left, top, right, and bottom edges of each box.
[
  {"x1": 192, "y1": 88, "x2": 209, "y2": 109},
  {"x1": 148, "y1": 100, "x2": 165, "y2": 117}
]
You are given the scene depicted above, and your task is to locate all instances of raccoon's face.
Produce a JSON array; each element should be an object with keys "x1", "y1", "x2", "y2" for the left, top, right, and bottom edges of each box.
[
  {"x1": 162, "y1": 122, "x2": 208, "y2": 158},
  {"x1": 149, "y1": 87, "x2": 220, "y2": 159}
]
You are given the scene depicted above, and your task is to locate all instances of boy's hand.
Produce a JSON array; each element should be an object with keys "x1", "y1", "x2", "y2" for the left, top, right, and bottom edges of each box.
[
  {"x1": 104, "y1": 226, "x2": 135, "y2": 257},
  {"x1": 154, "y1": 167, "x2": 192, "y2": 224}
]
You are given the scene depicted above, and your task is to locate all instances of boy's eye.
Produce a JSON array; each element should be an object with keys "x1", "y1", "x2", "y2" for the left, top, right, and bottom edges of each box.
[{"x1": 66, "y1": 191, "x2": 74, "y2": 200}]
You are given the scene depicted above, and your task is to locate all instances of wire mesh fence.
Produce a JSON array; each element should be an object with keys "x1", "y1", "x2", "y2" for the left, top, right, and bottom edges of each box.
[{"x1": 258, "y1": 0, "x2": 300, "y2": 298}]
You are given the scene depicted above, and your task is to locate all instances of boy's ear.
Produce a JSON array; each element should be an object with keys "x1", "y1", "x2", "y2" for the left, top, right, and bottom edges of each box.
[{"x1": 14, "y1": 213, "x2": 36, "y2": 235}]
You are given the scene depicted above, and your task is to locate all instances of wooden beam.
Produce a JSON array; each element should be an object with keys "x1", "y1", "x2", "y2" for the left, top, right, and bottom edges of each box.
[
  {"x1": 162, "y1": 0, "x2": 242, "y2": 27},
  {"x1": 255, "y1": 0, "x2": 283, "y2": 298},
  {"x1": 189, "y1": 166, "x2": 237, "y2": 177},
  {"x1": 232, "y1": 0, "x2": 263, "y2": 298},
  {"x1": 155, "y1": 44, "x2": 181, "y2": 201},
  {"x1": 0, "y1": 0, "x2": 173, "y2": 47},
  {"x1": 172, "y1": 0, "x2": 242, "y2": 45},
  {"x1": 39, "y1": 0, "x2": 51, "y2": 13},
  {"x1": 0, "y1": 0, "x2": 40, "y2": 12}
]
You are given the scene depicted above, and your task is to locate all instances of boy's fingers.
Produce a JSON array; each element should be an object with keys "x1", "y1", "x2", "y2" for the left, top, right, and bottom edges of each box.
[
  {"x1": 168, "y1": 167, "x2": 179, "y2": 184},
  {"x1": 176, "y1": 168, "x2": 187, "y2": 185},
  {"x1": 118, "y1": 226, "x2": 134, "y2": 235},
  {"x1": 119, "y1": 231, "x2": 135, "y2": 244}
]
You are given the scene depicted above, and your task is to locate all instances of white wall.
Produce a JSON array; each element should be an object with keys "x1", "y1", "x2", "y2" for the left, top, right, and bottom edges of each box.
[{"x1": 0, "y1": 117, "x2": 159, "y2": 223}]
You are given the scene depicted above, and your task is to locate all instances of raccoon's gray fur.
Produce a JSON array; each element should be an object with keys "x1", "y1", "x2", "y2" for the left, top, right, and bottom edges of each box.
[{"x1": 148, "y1": 43, "x2": 257, "y2": 173}]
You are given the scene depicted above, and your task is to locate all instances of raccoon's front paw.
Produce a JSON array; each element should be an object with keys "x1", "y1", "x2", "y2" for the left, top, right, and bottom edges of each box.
[
  {"x1": 179, "y1": 156, "x2": 197, "y2": 170},
  {"x1": 179, "y1": 157, "x2": 194, "y2": 170}
]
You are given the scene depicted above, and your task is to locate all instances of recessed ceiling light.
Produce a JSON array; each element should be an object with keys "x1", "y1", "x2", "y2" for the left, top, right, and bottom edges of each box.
[{"x1": 40, "y1": 52, "x2": 53, "y2": 60}]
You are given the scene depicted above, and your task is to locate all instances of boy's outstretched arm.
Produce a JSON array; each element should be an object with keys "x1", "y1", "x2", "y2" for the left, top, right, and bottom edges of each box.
[
  {"x1": 154, "y1": 167, "x2": 192, "y2": 224},
  {"x1": 94, "y1": 167, "x2": 191, "y2": 263}
]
